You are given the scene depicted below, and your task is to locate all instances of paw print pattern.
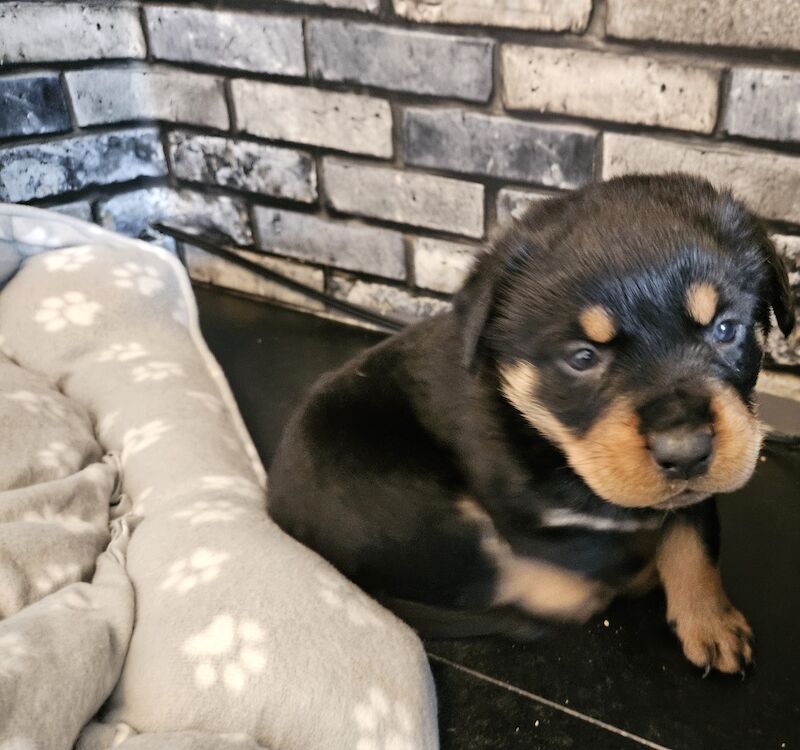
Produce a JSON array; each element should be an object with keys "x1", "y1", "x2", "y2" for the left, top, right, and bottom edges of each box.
[
  {"x1": 113, "y1": 262, "x2": 164, "y2": 297},
  {"x1": 201, "y1": 475, "x2": 261, "y2": 498},
  {"x1": 4, "y1": 390, "x2": 67, "y2": 420},
  {"x1": 187, "y1": 390, "x2": 223, "y2": 414},
  {"x1": 173, "y1": 500, "x2": 246, "y2": 525},
  {"x1": 34, "y1": 292, "x2": 101, "y2": 332},
  {"x1": 172, "y1": 303, "x2": 189, "y2": 327},
  {"x1": 315, "y1": 570, "x2": 385, "y2": 629},
  {"x1": 32, "y1": 561, "x2": 82, "y2": 595},
  {"x1": 96, "y1": 342, "x2": 148, "y2": 363},
  {"x1": 42, "y1": 246, "x2": 95, "y2": 272},
  {"x1": 131, "y1": 361, "x2": 185, "y2": 383},
  {"x1": 353, "y1": 687, "x2": 415, "y2": 750},
  {"x1": 183, "y1": 614, "x2": 267, "y2": 692},
  {"x1": 161, "y1": 548, "x2": 230, "y2": 594},
  {"x1": 0, "y1": 632, "x2": 29, "y2": 678},
  {"x1": 37, "y1": 441, "x2": 81, "y2": 477},
  {"x1": 122, "y1": 420, "x2": 171, "y2": 461},
  {"x1": 23, "y1": 508, "x2": 103, "y2": 534}
]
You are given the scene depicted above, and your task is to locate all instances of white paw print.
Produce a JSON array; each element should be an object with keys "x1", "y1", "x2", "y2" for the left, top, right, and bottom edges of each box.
[
  {"x1": 172, "y1": 303, "x2": 189, "y2": 327},
  {"x1": 96, "y1": 342, "x2": 148, "y2": 363},
  {"x1": 32, "y1": 561, "x2": 82, "y2": 595},
  {"x1": 173, "y1": 500, "x2": 246, "y2": 525},
  {"x1": 43, "y1": 245, "x2": 95, "y2": 272},
  {"x1": 183, "y1": 614, "x2": 267, "y2": 692},
  {"x1": 4, "y1": 390, "x2": 66, "y2": 420},
  {"x1": 0, "y1": 632, "x2": 29, "y2": 678},
  {"x1": 34, "y1": 292, "x2": 101, "y2": 332},
  {"x1": 187, "y1": 390, "x2": 223, "y2": 414},
  {"x1": 161, "y1": 548, "x2": 230, "y2": 594},
  {"x1": 113, "y1": 262, "x2": 164, "y2": 297},
  {"x1": 131, "y1": 360, "x2": 185, "y2": 383},
  {"x1": 37, "y1": 440, "x2": 81, "y2": 477},
  {"x1": 201, "y1": 475, "x2": 261, "y2": 497},
  {"x1": 122, "y1": 420, "x2": 171, "y2": 461},
  {"x1": 353, "y1": 687, "x2": 415, "y2": 750},
  {"x1": 315, "y1": 570, "x2": 385, "y2": 629}
]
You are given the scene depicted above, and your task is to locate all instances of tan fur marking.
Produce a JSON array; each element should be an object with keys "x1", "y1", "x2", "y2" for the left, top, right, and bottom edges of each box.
[
  {"x1": 456, "y1": 498, "x2": 608, "y2": 622},
  {"x1": 686, "y1": 283, "x2": 718, "y2": 326},
  {"x1": 498, "y1": 362, "x2": 763, "y2": 508},
  {"x1": 579, "y1": 305, "x2": 617, "y2": 343},
  {"x1": 657, "y1": 523, "x2": 753, "y2": 674}
]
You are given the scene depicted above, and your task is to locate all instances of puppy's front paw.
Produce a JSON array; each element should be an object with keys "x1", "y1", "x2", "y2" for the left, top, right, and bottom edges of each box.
[{"x1": 670, "y1": 604, "x2": 754, "y2": 676}]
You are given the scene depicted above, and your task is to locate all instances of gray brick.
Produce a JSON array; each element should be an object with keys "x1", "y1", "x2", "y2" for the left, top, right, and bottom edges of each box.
[
  {"x1": 50, "y1": 201, "x2": 93, "y2": 223},
  {"x1": 145, "y1": 7, "x2": 305, "y2": 76},
  {"x1": 232, "y1": 81, "x2": 392, "y2": 158},
  {"x1": 97, "y1": 188, "x2": 252, "y2": 248},
  {"x1": 502, "y1": 46, "x2": 720, "y2": 133},
  {"x1": 185, "y1": 246, "x2": 325, "y2": 311},
  {"x1": 404, "y1": 108, "x2": 596, "y2": 189},
  {"x1": 606, "y1": 0, "x2": 800, "y2": 52},
  {"x1": 65, "y1": 67, "x2": 228, "y2": 130},
  {"x1": 0, "y1": 3, "x2": 145, "y2": 63},
  {"x1": 412, "y1": 237, "x2": 478, "y2": 293},
  {"x1": 725, "y1": 68, "x2": 800, "y2": 143},
  {"x1": 253, "y1": 207, "x2": 405, "y2": 280},
  {"x1": 0, "y1": 74, "x2": 70, "y2": 138},
  {"x1": 324, "y1": 158, "x2": 485, "y2": 238},
  {"x1": 331, "y1": 274, "x2": 450, "y2": 322},
  {"x1": 602, "y1": 133, "x2": 800, "y2": 224},
  {"x1": 393, "y1": 0, "x2": 592, "y2": 31},
  {"x1": 285, "y1": 0, "x2": 379, "y2": 11},
  {"x1": 168, "y1": 132, "x2": 317, "y2": 203},
  {"x1": 0, "y1": 128, "x2": 166, "y2": 203},
  {"x1": 308, "y1": 20, "x2": 494, "y2": 102},
  {"x1": 496, "y1": 187, "x2": 553, "y2": 225}
]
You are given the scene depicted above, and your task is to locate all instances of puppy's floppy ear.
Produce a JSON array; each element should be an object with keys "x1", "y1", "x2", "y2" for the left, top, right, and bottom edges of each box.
[{"x1": 759, "y1": 233, "x2": 795, "y2": 337}]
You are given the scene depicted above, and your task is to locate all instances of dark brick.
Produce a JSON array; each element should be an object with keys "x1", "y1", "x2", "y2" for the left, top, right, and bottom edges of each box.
[
  {"x1": 0, "y1": 74, "x2": 70, "y2": 138},
  {"x1": 308, "y1": 20, "x2": 494, "y2": 102},
  {"x1": 404, "y1": 108, "x2": 596, "y2": 189}
]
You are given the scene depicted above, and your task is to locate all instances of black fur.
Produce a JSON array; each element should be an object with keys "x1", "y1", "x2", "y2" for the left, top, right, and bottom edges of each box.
[{"x1": 268, "y1": 174, "x2": 793, "y2": 639}]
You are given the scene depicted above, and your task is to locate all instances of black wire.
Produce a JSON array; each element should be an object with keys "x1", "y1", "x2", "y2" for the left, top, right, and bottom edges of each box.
[{"x1": 151, "y1": 222, "x2": 407, "y2": 334}]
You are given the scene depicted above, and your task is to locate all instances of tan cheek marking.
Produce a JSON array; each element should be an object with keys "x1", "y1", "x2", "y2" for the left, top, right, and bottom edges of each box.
[
  {"x1": 456, "y1": 497, "x2": 608, "y2": 622},
  {"x1": 498, "y1": 361, "x2": 674, "y2": 507},
  {"x1": 657, "y1": 522, "x2": 753, "y2": 674},
  {"x1": 686, "y1": 283, "x2": 718, "y2": 326},
  {"x1": 579, "y1": 305, "x2": 617, "y2": 343},
  {"x1": 693, "y1": 382, "x2": 763, "y2": 495}
]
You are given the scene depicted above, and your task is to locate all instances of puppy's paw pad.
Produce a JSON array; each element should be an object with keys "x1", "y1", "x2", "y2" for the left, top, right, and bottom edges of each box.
[{"x1": 674, "y1": 606, "x2": 754, "y2": 676}]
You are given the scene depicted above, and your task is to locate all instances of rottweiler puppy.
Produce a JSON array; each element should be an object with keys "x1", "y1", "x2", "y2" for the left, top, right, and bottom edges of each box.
[{"x1": 268, "y1": 174, "x2": 795, "y2": 675}]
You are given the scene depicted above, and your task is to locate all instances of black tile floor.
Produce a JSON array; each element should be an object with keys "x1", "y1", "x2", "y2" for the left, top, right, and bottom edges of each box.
[{"x1": 196, "y1": 286, "x2": 800, "y2": 750}]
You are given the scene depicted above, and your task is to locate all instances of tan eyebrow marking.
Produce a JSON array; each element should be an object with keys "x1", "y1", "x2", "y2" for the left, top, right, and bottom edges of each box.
[
  {"x1": 686, "y1": 283, "x2": 718, "y2": 326},
  {"x1": 579, "y1": 305, "x2": 616, "y2": 343}
]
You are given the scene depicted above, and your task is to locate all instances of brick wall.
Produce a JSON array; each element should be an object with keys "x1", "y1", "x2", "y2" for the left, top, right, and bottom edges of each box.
[{"x1": 1, "y1": 0, "x2": 799, "y2": 371}]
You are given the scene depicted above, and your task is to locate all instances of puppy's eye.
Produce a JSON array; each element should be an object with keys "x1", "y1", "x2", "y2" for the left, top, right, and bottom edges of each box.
[
  {"x1": 566, "y1": 347, "x2": 600, "y2": 372},
  {"x1": 712, "y1": 319, "x2": 740, "y2": 345}
]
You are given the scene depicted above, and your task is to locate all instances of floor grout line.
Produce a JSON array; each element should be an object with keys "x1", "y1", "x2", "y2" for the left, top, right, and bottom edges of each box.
[{"x1": 427, "y1": 653, "x2": 673, "y2": 750}]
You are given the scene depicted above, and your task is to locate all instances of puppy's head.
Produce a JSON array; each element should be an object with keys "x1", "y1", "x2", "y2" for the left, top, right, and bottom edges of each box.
[{"x1": 456, "y1": 174, "x2": 794, "y2": 508}]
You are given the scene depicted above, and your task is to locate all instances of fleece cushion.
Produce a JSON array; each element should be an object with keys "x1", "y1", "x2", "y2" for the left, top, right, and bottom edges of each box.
[{"x1": 0, "y1": 205, "x2": 438, "y2": 749}]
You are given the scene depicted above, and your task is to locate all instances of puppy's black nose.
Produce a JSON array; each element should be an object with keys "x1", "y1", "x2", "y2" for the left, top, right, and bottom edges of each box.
[{"x1": 648, "y1": 427, "x2": 713, "y2": 480}]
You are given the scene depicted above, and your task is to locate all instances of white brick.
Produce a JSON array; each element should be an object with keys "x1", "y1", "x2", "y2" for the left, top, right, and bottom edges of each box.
[
  {"x1": 393, "y1": 0, "x2": 592, "y2": 31},
  {"x1": 253, "y1": 207, "x2": 406, "y2": 280},
  {"x1": 185, "y1": 246, "x2": 325, "y2": 311},
  {"x1": 413, "y1": 237, "x2": 478, "y2": 293},
  {"x1": 496, "y1": 188, "x2": 553, "y2": 225},
  {"x1": 0, "y1": 3, "x2": 145, "y2": 63},
  {"x1": 66, "y1": 67, "x2": 228, "y2": 129},
  {"x1": 232, "y1": 81, "x2": 392, "y2": 158},
  {"x1": 725, "y1": 68, "x2": 800, "y2": 142},
  {"x1": 602, "y1": 134, "x2": 800, "y2": 224},
  {"x1": 145, "y1": 7, "x2": 305, "y2": 76},
  {"x1": 502, "y1": 46, "x2": 720, "y2": 133},
  {"x1": 323, "y1": 159, "x2": 485, "y2": 238},
  {"x1": 606, "y1": 0, "x2": 800, "y2": 52},
  {"x1": 331, "y1": 274, "x2": 450, "y2": 322}
]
